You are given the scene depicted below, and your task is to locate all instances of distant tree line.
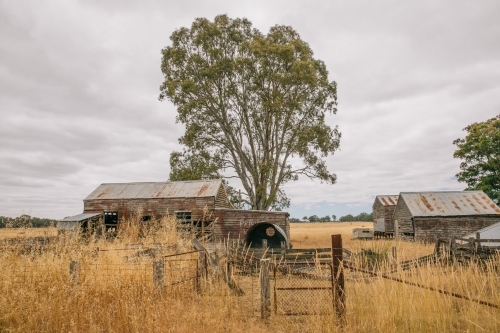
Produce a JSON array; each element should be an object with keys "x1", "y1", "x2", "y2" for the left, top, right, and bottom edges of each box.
[
  {"x1": 0, "y1": 215, "x2": 57, "y2": 228},
  {"x1": 338, "y1": 212, "x2": 373, "y2": 222},
  {"x1": 289, "y1": 212, "x2": 373, "y2": 223}
]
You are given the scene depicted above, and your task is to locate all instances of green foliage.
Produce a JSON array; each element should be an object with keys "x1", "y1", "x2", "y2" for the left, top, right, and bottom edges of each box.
[
  {"x1": 160, "y1": 15, "x2": 340, "y2": 211},
  {"x1": 289, "y1": 217, "x2": 301, "y2": 222},
  {"x1": 0, "y1": 215, "x2": 57, "y2": 228},
  {"x1": 453, "y1": 115, "x2": 500, "y2": 204},
  {"x1": 169, "y1": 149, "x2": 222, "y2": 181},
  {"x1": 339, "y1": 212, "x2": 373, "y2": 222}
]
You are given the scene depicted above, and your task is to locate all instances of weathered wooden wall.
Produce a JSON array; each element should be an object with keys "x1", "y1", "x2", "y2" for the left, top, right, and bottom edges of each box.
[
  {"x1": 83, "y1": 197, "x2": 216, "y2": 221},
  {"x1": 212, "y1": 209, "x2": 289, "y2": 242},
  {"x1": 415, "y1": 216, "x2": 500, "y2": 242},
  {"x1": 372, "y1": 200, "x2": 397, "y2": 233},
  {"x1": 392, "y1": 198, "x2": 414, "y2": 235}
]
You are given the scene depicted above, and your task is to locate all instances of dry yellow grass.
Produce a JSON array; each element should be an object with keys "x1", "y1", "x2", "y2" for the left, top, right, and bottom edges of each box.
[
  {"x1": 290, "y1": 222, "x2": 435, "y2": 261},
  {"x1": 0, "y1": 227, "x2": 57, "y2": 239},
  {"x1": 0, "y1": 219, "x2": 499, "y2": 332}
]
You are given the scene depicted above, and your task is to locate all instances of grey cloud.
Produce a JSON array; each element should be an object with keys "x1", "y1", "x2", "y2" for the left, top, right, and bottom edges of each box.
[{"x1": 1, "y1": 0, "x2": 500, "y2": 218}]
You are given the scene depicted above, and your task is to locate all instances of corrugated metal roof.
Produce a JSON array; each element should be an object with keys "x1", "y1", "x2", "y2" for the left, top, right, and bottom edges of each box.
[
  {"x1": 59, "y1": 213, "x2": 102, "y2": 222},
  {"x1": 376, "y1": 195, "x2": 399, "y2": 206},
  {"x1": 461, "y1": 222, "x2": 500, "y2": 247},
  {"x1": 84, "y1": 179, "x2": 223, "y2": 200},
  {"x1": 400, "y1": 191, "x2": 500, "y2": 217}
]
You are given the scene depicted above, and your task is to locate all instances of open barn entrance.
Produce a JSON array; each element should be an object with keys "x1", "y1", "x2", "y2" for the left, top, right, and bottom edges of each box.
[{"x1": 245, "y1": 222, "x2": 288, "y2": 248}]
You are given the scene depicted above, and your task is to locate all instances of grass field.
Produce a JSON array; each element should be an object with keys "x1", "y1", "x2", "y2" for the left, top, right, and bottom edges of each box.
[
  {"x1": 0, "y1": 220, "x2": 499, "y2": 332},
  {"x1": 0, "y1": 227, "x2": 57, "y2": 239}
]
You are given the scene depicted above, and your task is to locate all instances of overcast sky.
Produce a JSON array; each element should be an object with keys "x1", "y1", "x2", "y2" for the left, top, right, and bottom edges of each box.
[{"x1": 1, "y1": 0, "x2": 499, "y2": 220}]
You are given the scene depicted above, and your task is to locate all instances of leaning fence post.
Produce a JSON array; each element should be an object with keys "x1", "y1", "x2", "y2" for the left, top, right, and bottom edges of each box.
[
  {"x1": 331, "y1": 234, "x2": 345, "y2": 324},
  {"x1": 392, "y1": 246, "x2": 397, "y2": 263},
  {"x1": 199, "y1": 250, "x2": 207, "y2": 280},
  {"x1": 153, "y1": 259, "x2": 164, "y2": 293},
  {"x1": 69, "y1": 260, "x2": 80, "y2": 286},
  {"x1": 260, "y1": 258, "x2": 271, "y2": 320}
]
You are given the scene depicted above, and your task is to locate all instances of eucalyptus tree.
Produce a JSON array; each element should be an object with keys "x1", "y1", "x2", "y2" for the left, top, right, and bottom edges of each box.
[
  {"x1": 160, "y1": 15, "x2": 340, "y2": 210},
  {"x1": 453, "y1": 115, "x2": 500, "y2": 204}
]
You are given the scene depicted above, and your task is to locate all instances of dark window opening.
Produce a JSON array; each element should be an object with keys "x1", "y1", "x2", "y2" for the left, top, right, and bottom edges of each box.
[
  {"x1": 104, "y1": 212, "x2": 118, "y2": 229},
  {"x1": 175, "y1": 211, "x2": 192, "y2": 224},
  {"x1": 141, "y1": 216, "x2": 152, "y2": 222}
]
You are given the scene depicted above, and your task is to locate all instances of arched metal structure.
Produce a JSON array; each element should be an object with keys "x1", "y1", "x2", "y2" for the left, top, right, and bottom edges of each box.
[{"x1": 245, "y1": 222, "x2": 288, "y2": 248}]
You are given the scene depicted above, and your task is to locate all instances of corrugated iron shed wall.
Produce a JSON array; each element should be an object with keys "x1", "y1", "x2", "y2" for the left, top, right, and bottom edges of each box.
[
  {"x1": 85, "y1": 179, "x2": 224, "y2": 200},
  {"x1": 400, "y1": 191, "x2": 500, "y2": 217}
]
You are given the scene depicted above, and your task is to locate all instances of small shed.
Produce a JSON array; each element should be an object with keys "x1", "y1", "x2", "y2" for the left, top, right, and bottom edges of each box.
[
  {"x1": 372, "y1": 195, "x2": 398, "y2": 237},
  {"x1": 352, "y1": 228, "x2": 374, "y2": 240},
  {"x1": 459, "y1": 222, "x2": 500, "y2": 247},
  {"x1": 58, "y1": 213, "x2": 103, "y2": 233},
  {"x1": 392, "y1": 191, "x2": 500, "y2": 242}
]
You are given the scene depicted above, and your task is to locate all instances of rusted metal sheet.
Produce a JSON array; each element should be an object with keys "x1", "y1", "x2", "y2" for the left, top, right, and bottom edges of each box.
[
  {"x1": 401, "y1": 191, "x2": 500, "y2": 217},
  {"x1": 85, "y1": 179, "x2": 223, "y2": 200},
  {"x1": 376, "y1": 195, "x2": 398, "y2": 207}
]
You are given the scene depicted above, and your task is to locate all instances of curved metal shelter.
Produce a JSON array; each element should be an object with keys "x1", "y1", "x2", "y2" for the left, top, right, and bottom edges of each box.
[{"x1": 245, "y1": 222, "x2": 288, "y2": 248}]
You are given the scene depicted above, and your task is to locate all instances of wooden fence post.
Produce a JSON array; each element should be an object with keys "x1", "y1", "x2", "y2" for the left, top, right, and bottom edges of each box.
[
  {"x1": 260, "y1": 258, "x2": 271, "y2": 319},
  {"x1": 153, "y1": 259, "x2": 164, "y2": 293},
  {"x1": 199, "y1": 250, "x2": 207, "y2": 280},
  {"x1": 392, "y1": 246, "x2": 397, "y2": 263},
  {"x1": 69, "y1": 260, "x2": 80, "y2": 286},
  {"x1": 262, "y1": 239, "x2": 268, "y2": 249},
  {"x1": 331, "y1": 234, "x2": 345, "y2": 324}
]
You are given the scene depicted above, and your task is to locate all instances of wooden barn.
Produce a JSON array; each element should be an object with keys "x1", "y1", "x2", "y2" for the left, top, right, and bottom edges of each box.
[
  {"x1": 372, "y1": 195, "x2": 399, "y2": 238},
  {"x1": 392, "y1": 191, "x2": 500, "y2": 242},
  {"x1": 58, "y1": 179, "x2": 290, "y2": 247}
]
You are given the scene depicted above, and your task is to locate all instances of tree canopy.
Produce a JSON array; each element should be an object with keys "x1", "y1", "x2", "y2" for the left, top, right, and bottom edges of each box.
[
  {"x1": 453, "y1": 115, "x2": 500, "y2": 204},
  {"x1": 160, "y1": 15, "x2": 340, "y2": 211}
]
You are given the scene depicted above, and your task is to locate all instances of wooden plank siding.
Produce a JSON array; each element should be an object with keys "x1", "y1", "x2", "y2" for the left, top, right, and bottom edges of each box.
[
  {"x1": 372, "y1": 199, "x2": 397, "y2": 233},
  {"x1": 212, "y1": 209, "x2": 289, "y2": 242},
  {"x1": 392, "y1": 196, "x2": 415, "y2": 235},
  {"x1": 414, "y1": 216, "x2": 500, "y2": 242},
  {"x1": 83, "y1": 197, "x2": 216, "y2": 221}
]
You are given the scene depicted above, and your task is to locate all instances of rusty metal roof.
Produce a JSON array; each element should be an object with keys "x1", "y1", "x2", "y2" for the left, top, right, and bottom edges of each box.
[
  {"x1": 375, "y1": 195, "x2": 399, "y2": 206},
  {"x1": 84, "y1": 179, "x2": 223, "y2": 200},
  {"x1": 59, "y1": 213, "x2": 102, "y2": 222},
  {"x1": 400, "y1": 191, "x2": 500, "y2": 217}
]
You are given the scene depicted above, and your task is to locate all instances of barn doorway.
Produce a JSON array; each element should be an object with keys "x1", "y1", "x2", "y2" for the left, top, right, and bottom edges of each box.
[{"x1": 245, "y1": 222, "x2": 288, "y2": 248}]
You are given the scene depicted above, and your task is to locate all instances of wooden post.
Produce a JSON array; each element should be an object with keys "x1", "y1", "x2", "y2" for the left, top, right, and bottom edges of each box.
[
  {"x1": 262, "y1": 239, "x2": 268, "y2": 249},
  {"x1": 392, "y1": 246, "x2": 397, "y2": 263},
  {"x1": 153, "y1": 259, "x2": 164, "y2": 293},
  {"x1": 449, "y1": 235, "x2": 456, "y2": 260},
  {"x1": 280, "y1": 241, "x2": 286, "y2": 257},
  {"x1": 69, "y1": 260, "x2": 80, "y2": 286},
  {"x1": 199, "y1": 250, "x2": 207, "y2": 280},
  {"x1": 260, "y1": 258, "x2": 271, "y2": 319},
  {"x1": 476, "y1": 232, "x2": 481, "y2": 251},
  {"x1": 469, "y1": 237, "x2": 475, "y2": 256},
  {"x1": 394, "y1": 220, "x2": 399, "y2": 239},
  {"x1": 331, "y1": 234, "x2": 345, "y2": 324}
]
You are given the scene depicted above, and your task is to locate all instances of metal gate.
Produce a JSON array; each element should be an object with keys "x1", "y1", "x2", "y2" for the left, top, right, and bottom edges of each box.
[{"x1": 273, "y1": 262, "x2": 334, "y2": 315}]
